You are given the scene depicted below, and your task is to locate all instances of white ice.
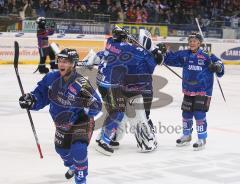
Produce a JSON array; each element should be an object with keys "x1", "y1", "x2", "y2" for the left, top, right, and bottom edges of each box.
[{"x1": 0, "y1": 65, "x2": 240, "y2": 184}]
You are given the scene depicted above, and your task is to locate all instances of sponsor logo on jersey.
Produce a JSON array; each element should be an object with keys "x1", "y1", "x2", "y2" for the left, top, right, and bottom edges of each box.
[
  {"x1": 221, "y1": 47, "x2": 240, "y2": 60},
  {"x1": 68, "y1": 84, "x2": 77, "y2": 95},
  {"x1": 67, "y1": 92, "x2": 76, "y2": 101},
  {"x1": 188, "y1": 65, "x2": 202, "y2": 71},
  {"x1": 106, "y1": 43, "x2": 121, "y2": 54},
  {"x1": 197, "y1": 54, "x2": 206, "y2": 60},
  {"x1": 198, "y1": 59, "x2": 205, "y2": 65}
]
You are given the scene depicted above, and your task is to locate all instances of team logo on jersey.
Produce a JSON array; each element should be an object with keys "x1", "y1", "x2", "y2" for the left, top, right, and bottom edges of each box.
[
  {"x1": 68, "y1": 84, "x2": 77, "y2": 95},
  {"x1": 197, "y1": 54, "x2": 206, "y2": 60},
  {"x1": 106, "y1": 43, "x2": 121, "y2": 54},
  {"x1": 198, "y1": 59, "x2": 205, "y2": 65}
]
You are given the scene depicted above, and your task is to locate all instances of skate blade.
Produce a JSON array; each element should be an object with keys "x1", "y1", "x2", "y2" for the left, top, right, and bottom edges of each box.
[
  {"x1": 95, "y1": 146, "x2": 113, "y2": 156},
  {"x1": 111, "y1": 145, "x2": 120, "y2": 149},
  {"x1": 193, "y1": 145, "x2": 205, "y2": 151},
  {"x1": 139, "y1": 148, "x2": 157, "y2": 153},
  {"x1": 176, "y1": 142, "x2": 190, "y2": 147}
]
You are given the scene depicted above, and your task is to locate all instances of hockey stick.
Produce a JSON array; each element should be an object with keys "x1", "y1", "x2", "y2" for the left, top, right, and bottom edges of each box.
[
  {"x1": 124, "y1": 28, "x2": 197, "y2": 85},
  {"x1": 195, "y1": 18, "x2": 226, "y2": 102},
  {"x1": 14, "y1": 41, "x2": 44, "y2": 159},
  {"x1": 76, "y1": 62, "x2": 99, "y2": 67}
]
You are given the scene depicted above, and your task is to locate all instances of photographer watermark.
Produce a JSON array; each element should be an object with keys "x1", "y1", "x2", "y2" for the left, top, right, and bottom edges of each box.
[{"x1": 117, "y1": 121, "x2": 182, "y2": 135}]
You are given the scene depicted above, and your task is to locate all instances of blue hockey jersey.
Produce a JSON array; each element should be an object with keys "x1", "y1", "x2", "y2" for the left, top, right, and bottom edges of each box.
[
  {"x1": 96, "y1": 37, "x2": 156, "y2": 92},
  {"x1": 164, "y1": 49, "x2": 224, "y2": 96},
  {"x1": 30, "y1": 70, "x2": 101, "y2": 129}
]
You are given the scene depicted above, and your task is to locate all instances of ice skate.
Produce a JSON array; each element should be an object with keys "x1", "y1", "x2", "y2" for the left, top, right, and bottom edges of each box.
[
  {"x1": 96, "y1": 132, "x2": 120, "y2": 149},
  {"x1": 38, "y1": 65, "x2": 49, "y2": 74},
  {"x1": 65, "y1": 165, "x2": 75, "y2": 179},
  {"x1": 96, "y1": 138, "x2": 120, "y2": 149},
  {"x1": 193, "y1": 139, "x2": 206, "y2": 151},
  {"x1": 95, "y1": 140, "x2": 114, "y2": 156},
  {"x1": 50, "y1": 62, "x2": 58, "y2": 70},
  {"x1": 176, "y1": 135, "x2": 192, "y2": 147}
]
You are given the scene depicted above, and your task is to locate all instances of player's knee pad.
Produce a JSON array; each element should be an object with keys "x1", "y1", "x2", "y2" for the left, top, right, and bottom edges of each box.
[
  {"x1": 71, "y1": 142, "x2": 88, "y2": 162},
  {"x1": 194, "y1": 111, "x2": 207, "y2": 139},
  {"x1": 103, "y1": 112, "x2": 124, "y2": 139},
  {"x1": 55, "y1": 146, "x2": 72, "y2": 167},
  {"x1": 182, "y1": 111, "x2": 193, "y2": 135}
]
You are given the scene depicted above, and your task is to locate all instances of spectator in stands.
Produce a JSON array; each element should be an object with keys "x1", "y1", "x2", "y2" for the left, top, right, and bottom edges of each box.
[
  {"x1": 0, "y1": 0, "x2": 239, "y2": 29},
  {"x1": 0, "y1": 0, "x2": 5, "y2": 14},
  {"x1": 126, "y1": 4, "x2": 136, "y2": 22},
  {"x1": 116, "y1": 6, "x2": 125, "y2": 23},
  {"x1": 35, "y1": 0, "x2": 46, "y2": 17}
]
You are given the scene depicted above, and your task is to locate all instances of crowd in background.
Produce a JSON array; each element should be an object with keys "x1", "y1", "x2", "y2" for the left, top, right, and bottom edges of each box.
[{"x1": 0, "y1": 0, "x2": 239, "y2": 27}]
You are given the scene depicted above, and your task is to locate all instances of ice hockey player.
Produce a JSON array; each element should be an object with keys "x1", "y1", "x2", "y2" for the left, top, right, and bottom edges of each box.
[
  {"x1": 35, "y1": 17, "x2": 57, "y2": 74},
  {"x1": 159, "y1": 32, "x2": 224, "y2": 150},
  {"x1": 101, "y1": 28, "x2": 161, "y2": 147},
  {"x1": 19, "y1": 48, "x2": 102, "y2": 183},
  {"x1": 85, "y1": 26, "x2": 164, "y2": 155}
]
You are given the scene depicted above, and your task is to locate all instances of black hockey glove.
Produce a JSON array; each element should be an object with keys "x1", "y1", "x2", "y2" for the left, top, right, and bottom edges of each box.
[
  {"x1": 151, "y1": 48, "x2": 164, "y2": 65},
  {"x1": 19, "y1": 93, "x2": 35, "y2": 109},
  {"x1": 208, "y1": 62, "x2": 222, "y2": 73},
  {"x1": 156, "y1": 43, "x2": 167, "y2": 55}
]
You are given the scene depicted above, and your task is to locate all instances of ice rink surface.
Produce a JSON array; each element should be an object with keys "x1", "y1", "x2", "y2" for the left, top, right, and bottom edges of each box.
[{"x1": 0, "y1": 65, "x2": 239, "y2": 184}]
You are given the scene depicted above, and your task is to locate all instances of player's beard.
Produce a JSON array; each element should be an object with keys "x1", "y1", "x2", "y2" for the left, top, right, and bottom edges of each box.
[{"x1": 61, "y1": 67, "x2": 74, "y2": 81}]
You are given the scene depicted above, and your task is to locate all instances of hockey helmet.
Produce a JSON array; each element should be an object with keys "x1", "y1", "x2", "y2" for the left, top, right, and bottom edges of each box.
[
  {"x1": 36, "y1": 17, "x2": 46, "y2": 28},
  {"x1": 188, "y1": 32, "x2": 203, "y2": 43},
  {"x1": 138, "y1": 29, "x2": 153, "y2": 51},
  {"x1": 57, "y1": 48, "x2": 79, "y2": 67},
  {"x1": 112, "y1": 25, "x2": 128, "y2": 42}
]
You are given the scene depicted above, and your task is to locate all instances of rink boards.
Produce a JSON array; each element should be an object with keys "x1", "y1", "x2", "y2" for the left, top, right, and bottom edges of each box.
[{"x1": 0, "y1": 32, "x2": 240, "y2": 64}]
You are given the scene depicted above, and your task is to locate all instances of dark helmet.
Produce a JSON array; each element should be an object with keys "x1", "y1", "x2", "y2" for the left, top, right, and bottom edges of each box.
[
  {"x1": 36, "y1": 17, "x2": 46, "y2": 29},
  {"x1": 112, "y1": 25, "x2": 128, "y2": 42},
  {"x1": 188, "y1": 32, "x2": 203, "y2": 43},
  {"x1": 57, "y1": 48, "x2": 79, "y2": 67}
]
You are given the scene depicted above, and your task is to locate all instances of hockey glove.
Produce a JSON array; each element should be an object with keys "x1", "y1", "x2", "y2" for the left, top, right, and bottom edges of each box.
[
  {"x1": 208, "y1": 62, "x2": 222, "y2": 73},
  {"x1": 151, "y1": 48, "x2": 164, "y2": 65},
  {"x1": 19, "y1": 93, "x2": 35, "y2": 109},
  {"x1": 156, "y1": 43, "x2": 167, "y2": 55}
]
